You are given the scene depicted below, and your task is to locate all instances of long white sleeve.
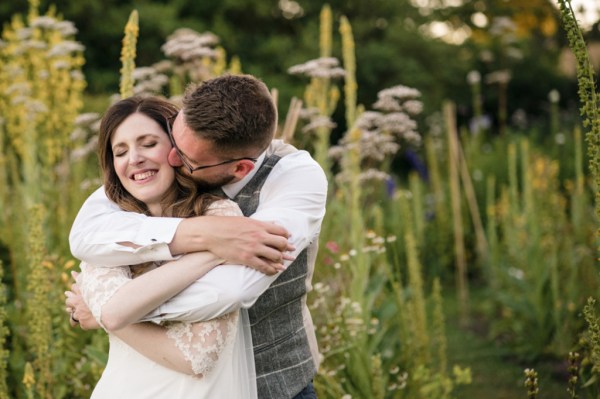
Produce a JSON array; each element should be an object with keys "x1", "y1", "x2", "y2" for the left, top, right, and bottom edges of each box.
[
  {"x1": 69, "y1": 187, "x2": 182, "y2": 267},
  {"x1": 141, "y1": 264, "x2": 279, "y2": 322}
]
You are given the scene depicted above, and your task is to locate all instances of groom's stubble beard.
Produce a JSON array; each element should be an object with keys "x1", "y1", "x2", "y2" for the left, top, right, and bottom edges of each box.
[{"x1": 193, "y1": 173, "x2": 236, "y2": 192}]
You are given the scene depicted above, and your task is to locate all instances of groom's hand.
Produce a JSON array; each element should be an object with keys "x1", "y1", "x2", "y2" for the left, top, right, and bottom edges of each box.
[{"x1": 171, "y1": 216, "x2": 295, "y2": 275}]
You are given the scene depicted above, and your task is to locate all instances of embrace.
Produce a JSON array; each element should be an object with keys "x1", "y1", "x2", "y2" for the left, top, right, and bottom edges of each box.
[{"x1": 64, "y1": 74, "x2": 327, "y2": 398}]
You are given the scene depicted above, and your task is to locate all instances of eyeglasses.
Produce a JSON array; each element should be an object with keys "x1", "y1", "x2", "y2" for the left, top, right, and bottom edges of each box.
[{"x1": 165, "y1": 117, "x2": 257, "y2": 174}]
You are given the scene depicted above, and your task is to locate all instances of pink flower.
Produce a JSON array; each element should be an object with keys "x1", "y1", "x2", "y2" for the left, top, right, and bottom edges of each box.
[{"x1": 325, "y1": 241, "x2": 339, "y2": 253}]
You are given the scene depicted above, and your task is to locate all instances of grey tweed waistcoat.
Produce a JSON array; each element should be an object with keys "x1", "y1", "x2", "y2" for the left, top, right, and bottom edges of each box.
[{"x1": 233, "y1": 153, "x2": 317, "y2": 399}]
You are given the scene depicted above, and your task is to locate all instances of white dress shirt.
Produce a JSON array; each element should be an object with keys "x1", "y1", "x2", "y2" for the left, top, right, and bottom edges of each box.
[{"x1": 69, "y1": 142, "x2": 328, "y2": 321}]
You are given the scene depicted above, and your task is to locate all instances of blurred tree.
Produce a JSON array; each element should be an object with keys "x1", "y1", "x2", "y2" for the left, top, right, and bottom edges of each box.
[
  {"x1": 0, "y1": 0, "x2": 582, "y2": 135},
  {"x1": 1, "y1": 1, "x2": 469, "y2": 109},
  {"x1": 427, "y1": 0, "x2": 575, "y2": 131}
]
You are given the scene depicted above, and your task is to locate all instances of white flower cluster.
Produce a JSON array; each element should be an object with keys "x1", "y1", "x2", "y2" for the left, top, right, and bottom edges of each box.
[
  {"x1": 301, "y1": 115, "x2": 336, "y2": 133},
  {"x1": 47, "y1": 41, "x2": 85, "y2": 57},
  {"x1": 6, "y1": 82, "x2": 31, "y2": 97},
  {"x1": 358, "y1": 168, "x2": 390, "y2": 183},
  {"x1": 80, "y1": 177, "x2": 103, "y2": 191},
  {"x1": 74, "y1": 113, "x2": 101, "y2": 129},
  {"x1": 329, "y1": 84, "x2": 423, "y2": 184},
  {"x1": 330, "y1": 130, "x2": 399, "y2": 162},
  {"x1": 297, "y1": 106, "x2": 336, "y2": 134},
  {"x1": 380, "y1": 113, "x2": 418, "y2": 135},
  {"x1": 489, "y1": 16, "x2": 516, "y2": 37},
  {"x1": 70, "y1": 112, "x2": 101, "y2": 162},
  {"x1": 30, "y1": 16, "x2": 57, "y2": 29},
  {"x1": 70, "y1": 136, "x2": 98, "y2": 161},
  {"x1": 370, "y1": 85, "x2": 422, "y2": 144},
  {"x1": 71, "y1": 70, "x2": 85, "y2": 81},
  {"x1": 25, "y1": 99, "x2": 48, "y2": 115},
  {"x1": 373, "y1": 85, "x2": 422, "y2": 114},
  {"x1": 132, "y1": 66, "x2": 170, "y2": 97},
  {"x1": 334, "y1": 168, "x2": 391, "y2": 185},
  {"x1": 161, "y1": 29, "x2": 219, "y2": 61},
  {"x1": 8, "y1": 95, "x2": 47, "y2": 117},
  {"x1": 288, "y1": 57, "x2": 346, "y2": 79},
  {"x1": 16, "y1": 27, "x2": 32, "y2": 41},
  {"x1": 19, "y1": 40, "x2": 47, "y2": 52},
  {"x1": 30, "y1": 17, "x2": 78, "y2": 37},
  {"x1": 466, "y1": 70, "x2": 481, "y2": 85}
]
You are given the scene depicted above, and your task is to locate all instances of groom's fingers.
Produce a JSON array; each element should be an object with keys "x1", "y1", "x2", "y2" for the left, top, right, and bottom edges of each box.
[
  {"x1": 249, "y1": 258, "x2": 285, "y2": 275},
  {"x1": 259, "y1": 222, "x2": 296, "y2": 254},
  {"x1": 263, "y1": 222, "x2": 290, "y2": 238},
  {"x1": 254, "y1": 242, "x2": 296, "y2": 266}
]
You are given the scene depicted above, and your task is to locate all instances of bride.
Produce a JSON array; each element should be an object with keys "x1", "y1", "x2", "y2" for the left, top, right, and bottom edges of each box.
[{"x1": 68, "y1": 96, "x2": 278, "y2": 398}]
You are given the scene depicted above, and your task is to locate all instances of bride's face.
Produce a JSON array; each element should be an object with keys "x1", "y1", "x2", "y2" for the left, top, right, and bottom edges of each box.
[{"x1": 111, "y1": 112, "x2": 175, "y2": 216}]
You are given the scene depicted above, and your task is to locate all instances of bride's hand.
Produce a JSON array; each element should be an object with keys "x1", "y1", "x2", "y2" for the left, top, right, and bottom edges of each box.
[{"x1": 65, "y1": 272, "x2": 101, "y2": 330}]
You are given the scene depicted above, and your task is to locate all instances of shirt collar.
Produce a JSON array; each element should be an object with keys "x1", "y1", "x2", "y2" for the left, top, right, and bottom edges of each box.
[{"x1": 222, "y1": 150, "x2": 267, "y2": 199}]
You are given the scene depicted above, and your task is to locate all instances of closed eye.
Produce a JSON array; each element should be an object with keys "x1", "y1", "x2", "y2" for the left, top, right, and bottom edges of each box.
[{"x1": 142, "y1": 141, "x2": 157, "y2": 148}]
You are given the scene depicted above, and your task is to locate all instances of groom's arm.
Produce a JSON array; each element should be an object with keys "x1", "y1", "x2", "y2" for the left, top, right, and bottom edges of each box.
[
  {"x1": 69, "y1": 187, "x2": 290, "y2": 271},
  {"x1": 146, "y1": 151, "x2": 328, "y2": 322}
]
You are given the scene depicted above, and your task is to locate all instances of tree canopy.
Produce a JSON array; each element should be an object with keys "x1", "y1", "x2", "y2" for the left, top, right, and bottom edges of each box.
[{"x1": 0, "y1": 0, "x2": 584, "y2": 131}]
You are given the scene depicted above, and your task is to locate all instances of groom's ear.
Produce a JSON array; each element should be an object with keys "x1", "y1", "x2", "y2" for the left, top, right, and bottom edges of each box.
[{"x1": 232, "y1": 159, "x2": 255, "y2": 179}]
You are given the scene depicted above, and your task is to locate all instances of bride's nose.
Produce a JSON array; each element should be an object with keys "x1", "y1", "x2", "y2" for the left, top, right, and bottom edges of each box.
[{"x1": 128, "y1": 148, "x2": 145, "y2": 165}]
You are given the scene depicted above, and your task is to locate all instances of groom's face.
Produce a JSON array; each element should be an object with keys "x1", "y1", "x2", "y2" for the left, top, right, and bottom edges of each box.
[{"x1": 167, "y1": 112, "x2": 237, "y2": 190}]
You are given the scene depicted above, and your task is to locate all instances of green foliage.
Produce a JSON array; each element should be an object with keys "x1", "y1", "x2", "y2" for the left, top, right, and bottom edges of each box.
[
  {"x1": 25, "y1": 205, "x2": 52, "y2": 397},
  {"x1": 0, "y1": 262, "x2": 9, "y2": 399},
  {"x1": 557, "y1": 0, "x2": 600, "y2": 222},
  {"x1": 0, "y1": 2, "x2": 599, "y2": 398}
]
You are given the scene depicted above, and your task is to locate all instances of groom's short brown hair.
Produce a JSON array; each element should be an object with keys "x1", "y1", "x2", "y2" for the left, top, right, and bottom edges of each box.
[{"x1": 182, "y1": 74, "x2": 277, "y2": 157}]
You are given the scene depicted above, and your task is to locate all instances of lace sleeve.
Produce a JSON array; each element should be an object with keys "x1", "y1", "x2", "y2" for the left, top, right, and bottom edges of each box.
[
  {"x1": 156, "y1": 200, "x2": 243, "y2": 377},
  {"x1": 165, "y1": 311, "x2": 239, "y2": 377},
  {"x1": 205, "y1": 199, "x2": 243, "y2": 217},
  {"x1": 79, "y1": 262, "x2": 132, "y2": 331}
]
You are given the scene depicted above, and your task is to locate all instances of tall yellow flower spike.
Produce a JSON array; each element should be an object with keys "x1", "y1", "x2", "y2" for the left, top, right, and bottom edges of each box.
[
  {"x1": 120, "y1": 10, "x2": 139, "y2": 99},
  {"x1": 340, "y1": 16, "x2": 357, "y2": 128},
  {"x1": 319, "y1": 5, "x2": 332, "y2": 58}
]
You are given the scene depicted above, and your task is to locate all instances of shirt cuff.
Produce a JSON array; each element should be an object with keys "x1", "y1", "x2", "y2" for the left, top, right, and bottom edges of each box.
[{"x1": 131, "y1": 217, "x2": 182, "y2": 261}]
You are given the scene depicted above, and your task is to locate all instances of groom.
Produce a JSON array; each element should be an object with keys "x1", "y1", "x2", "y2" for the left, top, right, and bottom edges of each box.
[{"x1": 68, "y1": 74, "x2": 327, "y2": 398}]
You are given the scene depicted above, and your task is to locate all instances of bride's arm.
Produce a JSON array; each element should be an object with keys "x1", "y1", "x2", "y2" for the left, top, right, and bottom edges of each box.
[
  {"x1": 77, "y1": 256, "x2": 235, "y2": 377},
  {"x1": 77, "y1": 251, "x2": 222, "y2": 332},
  {"x1": 110, "y1": 313, "x2": 238, "y2": 377},
  {"x1": 74, "y1": 262, "x2": 236, "y2": 377},
  {"x1": 102, "y1": 252, "x2": 222, "y2": 331}
]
